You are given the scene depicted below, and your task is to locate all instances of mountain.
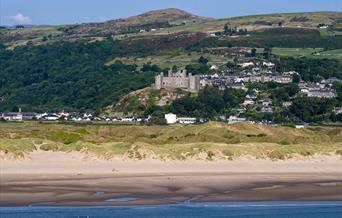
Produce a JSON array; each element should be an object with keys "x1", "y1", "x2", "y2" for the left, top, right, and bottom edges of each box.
[
  {"x1": 58, "y1": 8, "x2": 212, "y2": 37},
  {"x1": 0, "y1": 9, "x2": 341, "y2": 47}
]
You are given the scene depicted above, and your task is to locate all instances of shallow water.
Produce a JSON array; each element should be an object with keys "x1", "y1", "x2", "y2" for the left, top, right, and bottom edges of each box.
[
  {"x1": 1, "y1": 201, "x2": 342, "y2": 218},
  {"x1": 105, "y1": 197, "x2": 139, "y2": 202}
]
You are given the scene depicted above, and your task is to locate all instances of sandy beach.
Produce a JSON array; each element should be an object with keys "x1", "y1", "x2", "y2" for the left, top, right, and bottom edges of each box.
[{"x1": 1, "y1": 150, "x2": 342, "y2": 206}]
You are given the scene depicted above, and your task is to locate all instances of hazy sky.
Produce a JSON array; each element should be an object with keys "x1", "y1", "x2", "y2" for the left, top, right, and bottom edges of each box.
[{"x1": 1, "y1": 0, "x2": 342, "y2": 26}]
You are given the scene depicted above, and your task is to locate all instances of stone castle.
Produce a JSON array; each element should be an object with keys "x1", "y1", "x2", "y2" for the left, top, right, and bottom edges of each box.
[{"x1": 154, "y1": 69, "x2": 200, "y2": 92}]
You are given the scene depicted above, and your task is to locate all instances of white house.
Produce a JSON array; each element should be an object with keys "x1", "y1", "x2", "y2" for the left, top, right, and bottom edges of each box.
[
  {"x1": 227, "y1": 116, "x2": 246, "y2": 124},
  {"x1": 238, "y1": 62, "x2": 254, "y2": 68},
  {"x1": 1, "y1": 112, "x2": 23, "y2": 121},
  {"x1": 165, "y1": 113, "x2": 196, "y2": 124},
  {"x1": 262, "y1": 62, "x2": 275, "y2": 68},
  {"x1": 165, "y1": 113, "x2": 177, "y2": 124},
  {"x1": 177, "y1": 117, "x2": 197, "y2": 124},
  {"x1": 122, "y1": 116, "x2": 134, "y2": 122},
  {"x1": 210, "y1": 65, "x2": 219, "y2": 70},
  {"x1": 242, "y1": 99, "x2": 255, "y2": 106},
  {"x1": 42, "y1": 114, "x2": 59, "y2": 121}
]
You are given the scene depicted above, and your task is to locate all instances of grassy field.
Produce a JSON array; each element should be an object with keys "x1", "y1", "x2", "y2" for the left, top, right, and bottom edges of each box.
[
  {"x1": 106, "y1": 50, "x2": 229, "y2": 68},
  {"x1": 0, "y1": 121, "x2": 341, "y2": 160},
  {"x1": 257, "y1": 47, "x2": 323, "y2": 57},
  {"x1": 313, "y1": 49, "x2": 342, "y2": 59},
  {"x1": 141, "y1": 12, "x2": 342, "y2": 35},
  {"x1": 255, "y1": 47, "x2": 342, "y2": 59}
]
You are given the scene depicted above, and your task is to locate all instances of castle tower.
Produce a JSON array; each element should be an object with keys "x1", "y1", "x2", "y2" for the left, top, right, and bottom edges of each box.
[
  {"x1": 154, "y1": 72, "x2": 163, "y2": 90},
  {"x1": 189, "y1": 74, "x2": 200, "y2": 92}
]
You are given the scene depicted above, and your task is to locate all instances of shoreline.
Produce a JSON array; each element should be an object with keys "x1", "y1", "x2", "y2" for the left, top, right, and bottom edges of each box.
[
  {"x1": 1, "y1": 200, "x2": 342, "y2": 208},
  {"x1": 1, "y1": 151, "x2": 341, "y2": 206},
  {"x1": 1, "y1": 150, "x2": 341, "y2": 174}
]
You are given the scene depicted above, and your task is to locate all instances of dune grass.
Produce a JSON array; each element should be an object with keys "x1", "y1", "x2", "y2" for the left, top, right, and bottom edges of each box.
[{"x1": 0, "y1": 121, "x2": 341, "y2": 160}]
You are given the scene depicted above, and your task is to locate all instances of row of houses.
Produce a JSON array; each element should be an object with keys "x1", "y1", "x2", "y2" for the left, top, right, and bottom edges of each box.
[
  {"x1": 200, "y1": 71, "x2": 294, "y2": 91},
  {"x1": 0, "y1": 111, "x2": 149, "y2": 123},
  {"x1": 299, "y1": 81, "x2": 338, "y2": 98}
]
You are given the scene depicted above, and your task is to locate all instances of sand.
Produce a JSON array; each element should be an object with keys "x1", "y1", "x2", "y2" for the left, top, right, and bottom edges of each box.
[{"x1": 0, "y1": 150, "x2": 341, "y2": 206}]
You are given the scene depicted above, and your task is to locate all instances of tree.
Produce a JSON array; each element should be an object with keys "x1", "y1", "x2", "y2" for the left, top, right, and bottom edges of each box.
[
  {"x1": 251, "y1": 48, "x2": 257, "y2": 57},
  {"x1": 185, "y1": 64, "x2": 209, "y2": 74},
  {"x1": 198, "y1": 56, "x2": 208, "y2": 65},
  {"x1": 292, "y1": 73, "x2": 301, "y2": 83},
  {"x1": 263, "y1": 47, "x2": 272, "y2": 60},
  {"x1": 197, "y1": 86, "x2": 224, "y2": 118},
  {"x1": 224, "y1": 23, "x2": 230, "y2": 35},
  {"x1": 172, "y1": 65, "x2": 178, "y2": 72},
  {"x1": 170, "y1": 96, "x2": 197, "y2": 116},
  {"x1": 226, "y1": 61, "x2": 236, "y2": 69},
  {"x1": 223, "y1": 88, "x2": 246, "y2": 108}
]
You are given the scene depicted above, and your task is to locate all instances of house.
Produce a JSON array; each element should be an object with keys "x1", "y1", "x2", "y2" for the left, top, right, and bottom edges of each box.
[
  {"x1": 272, "y1": 75, "x2": 292, "y2": 84},
  {"x1": 238, "y1": 62, "x2": 254, "y2": 68},
  {"x1": 242, "y1": 99, "x2": 255, "y2": 106},
  {"x1": 41, "y1": 114, "x2": 59, "y2": 121},
  {"x1": 295, "y1": 124, "x2": 305, "y2": 129},
  {"x1": 22, "y1": 112, "x2": 38, "y2": 120},
  {"x1": 260, "y1": 106, "x2": 273, "y2": 113},
  {"x1": 122, "y1": 116, "x2": 134, "y2": 122},
  {"x1": 177, "y1": 117, "x2": 196, "y2": 124},
  {"x1": 333, "y1": 107, "x2": 342, "y2": 114},
  {"x1": 306, "y1": 89, "x2": 337, "y2": 98},
  {"x1": 210, "y1": 65, "x2": 219, "y2": 70},
  {"x1": 165, "y1": 113, "x2": 177, "y2": 124},
  {"x1": 1, "y1": 112, "x2": 23, "y2": 121},
  {"x1": 262, "y1": 62, "x2": 275, "y2": 68},
  {"x1": 259, "y1": 98, "x2": 272, "y2": 106},
  {"x1": 295, "y1": 121, "x2": 306, "y2": 129},
  {"x1": 282, "y1": 101, "x2": 293, "y2": 108},
  {"x1": 227, "y1": 116, "x2": 246, "y2": 124}
]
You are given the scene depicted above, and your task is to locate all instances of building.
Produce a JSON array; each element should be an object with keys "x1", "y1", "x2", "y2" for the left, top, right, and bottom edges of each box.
[
  {"x1": 165, "y1": 113, "x2": 177, "y2": 124},
  {"x1": 227, "y1": 116, "x2": 246, "y2": 124},
  {"x1": 282, "y1": 101, "x2": 293, "y2": 108},
  {"x1": 41, "y1": 113, "x2": 59, "y2": 121},
  {"x1": 306, "y1": 89, "x2": 337, "y2": 98},
  {"x1": 22, "y1": 112, "x2": 38, "y2": 120},
  {"x1": 155, "y1": 69, "x2": 200, "y2": 92},
  {"x1": 164, "y1": 113, "x2": 196, "y2": 124},
  {"x1": 238, "y1": 62, "x2": 254, "y2": 68},
  {"x1": 272, "y1": 75, "x2": 293, "y2": 84},
  {"x1": 177, "y1": 117, "x2": 197, "y2": 124},
  {"x1": 1, "y1": 112, "x2": 23, "y2": 121},
  {"x1": 260, "y1": 106, "x2": 273, "y2": 113},
  {"x1": 259, "y1": 98, "x2": 272, "y2": 106}
]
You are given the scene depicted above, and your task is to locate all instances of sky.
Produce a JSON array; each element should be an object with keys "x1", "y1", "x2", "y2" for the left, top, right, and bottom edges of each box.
[{"x1": 1, "y1": 0, "x2": 342, "y2": 26}]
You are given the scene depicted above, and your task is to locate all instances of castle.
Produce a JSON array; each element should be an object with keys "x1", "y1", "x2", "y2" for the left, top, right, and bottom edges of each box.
[{"x1": 154, "y1": 69, "x2": 200, "y2": 92}]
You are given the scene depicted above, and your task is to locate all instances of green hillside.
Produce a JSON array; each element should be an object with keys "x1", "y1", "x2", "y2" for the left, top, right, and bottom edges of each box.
[{"x1": 0, "y1": 9, "x2": 341, "y2": 113}]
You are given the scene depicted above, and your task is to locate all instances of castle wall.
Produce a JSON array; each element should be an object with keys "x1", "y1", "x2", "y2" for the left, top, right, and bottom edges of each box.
[{"x1": 154, "y1": 70, "x2": 200, "y2": 92}]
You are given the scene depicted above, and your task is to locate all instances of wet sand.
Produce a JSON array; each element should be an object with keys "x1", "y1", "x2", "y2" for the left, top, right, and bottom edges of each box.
[{"x1": 0, "y1": 151, "x2": 341, "y2": 206}]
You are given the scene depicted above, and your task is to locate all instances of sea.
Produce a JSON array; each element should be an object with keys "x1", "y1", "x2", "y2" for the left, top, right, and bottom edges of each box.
[{"x1": 0, "y1": 201, "x2": 341, "y2": 218}]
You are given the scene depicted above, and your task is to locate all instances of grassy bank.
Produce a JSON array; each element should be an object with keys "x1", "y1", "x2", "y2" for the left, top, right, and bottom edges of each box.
[{"x1": 0, "y1": 121, "x2": 341, "y2": 160}]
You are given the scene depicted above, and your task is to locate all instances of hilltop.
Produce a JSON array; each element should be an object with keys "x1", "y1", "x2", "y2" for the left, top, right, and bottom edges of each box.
[
  {"x1": 0, "y1": 8, "x2": 211, "y2": 46},
  {"x1": 64, "y1": 8, "x2": 212, "y2": 37},
  {"x1": 1, "y1": 9, "x2": 341, "y2": 47},
  {"x1": 106, "y1": 87, "x2": 190, "y2": 115}
]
